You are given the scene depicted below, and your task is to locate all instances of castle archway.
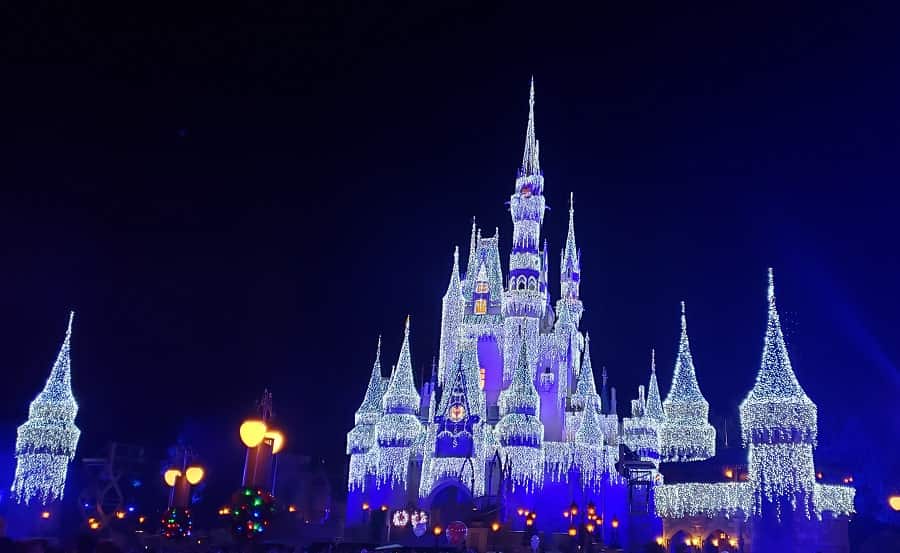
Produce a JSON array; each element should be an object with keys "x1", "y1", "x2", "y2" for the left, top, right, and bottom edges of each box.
[{"x1": 427, "y1": 479, "x2": 474, "y2": 527}]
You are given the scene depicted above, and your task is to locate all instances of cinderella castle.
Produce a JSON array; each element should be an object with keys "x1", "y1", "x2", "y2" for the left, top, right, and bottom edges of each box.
[{"x1": 346, "y1": 82, "x2": 854, "y2": 552}]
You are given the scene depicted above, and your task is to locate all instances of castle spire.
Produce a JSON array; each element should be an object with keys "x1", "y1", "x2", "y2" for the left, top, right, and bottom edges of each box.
[
  {"x1": 520, "y1": 77, "x2": 540, "y2": 177},
  {"x1": 572, "y1": 333, "x2": 600, "y2": 410},
  {"x1": 465, "y1": 218, "x2": 478, "y2": 280},
  {"x1": 382, "y1": 317, "x2": 421, "y2": 414},
  {"x1": 645, "y1": 348, "x2": 665, "y2": 421},
  {"x1": 666, "y1": 301, "x2": 707, "y2": 403},
  {"x1": 355, "y1": 335, "x2": 386, "y2": 424},
  {"x1": 561, "y1": 192, "x2": 581, "y2": 299},
  {"x1": 12, "y1": 312, "x2": 81, "y2": 504}
]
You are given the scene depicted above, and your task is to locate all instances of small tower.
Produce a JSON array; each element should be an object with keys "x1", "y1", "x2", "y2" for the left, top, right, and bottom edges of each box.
[
  {"x1": 571, "y1": 334, "x2": 600, "y2": 411},
  {"x1": 645, "y1": 349, "x2": 665, "y2": 422},
  {"x1": 437, "y1": 247, "x2": 463, "y2": 386},
  {"x1": 347, "y1": 337, "x2": 385, "y2": 490},
  {"x1": 660, "y1": 302, "x2": 716, "y2": 461},
  {"x1": 623, "y1": 350, "x2": 665, "y2": 467},
  {"x1": 375, "y1": 317, "x2": 423, "y2": 488},
  {"x1": 740, "y1": 268, "x2": 818, "y2": 516},
  {"x1": 496, "y1": 337, "x2": 545, "y2": 490},
  {"x1": 12, "y1": 312, "x2": 81, "y2": 505}
]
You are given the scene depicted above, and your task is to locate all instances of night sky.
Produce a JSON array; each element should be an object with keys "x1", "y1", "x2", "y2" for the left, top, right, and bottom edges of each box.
[{"x1": 2, "y1": 3, "x2": 899, "y2": 504}]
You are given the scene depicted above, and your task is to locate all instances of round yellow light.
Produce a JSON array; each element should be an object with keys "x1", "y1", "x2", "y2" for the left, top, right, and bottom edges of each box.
[
  {"x1": 264, "y1": 430, "x2": 285, "y2": 454},
  {"x1": 185, "y1": 466, "x2": 205, "y2": 485},
  {"x1": 240, "y1": 420, "x2": 267, "y2": 448},
  {"x1": 163, "y1": 469, "x2": 182, "y2": 487},
  {"x1": 656, "y1": 537, "x2": 664, "y2": 546},
  {"x1": 889, "y1": 495, "x2": 900, "y2": 511},
  {"x1": 41, "y1": 511, "x2": 51, "y2": 519},
  {"x1": 567, "y1": 526, "x2": 577, "y2": 537},
  {"x1": 491, "y1": 522, "x2": 500, "y2": 532},
  {"x1": 115, "y1": 510, "x2": 125, "y2": 519}
]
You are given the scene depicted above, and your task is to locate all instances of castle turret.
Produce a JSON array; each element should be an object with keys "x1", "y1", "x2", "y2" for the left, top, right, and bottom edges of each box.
[
  {"x1": 496, "y1": 337, "x2": 544, "y2": 490},
  {"x1": 347, "y1": 337, "x2": 385, "y2": 490},
  {"x1": 375, "y1": 317, "x2": 423, "y2": 488},
  {"x1": 12, "y1": 312, "x2": 81, "y2": 504},
  {"x1": 660, "y1": 302, "x2": 716, "y2": 461},
  {"x1": 645, "y1": 349, "x2": 665, "y2": 421},
  {"x1": 571, "y1": 334, "x2": 600, "y2": 410},
  {"x1": 623, "y1": 350, "x2": 664, "y2": 467},
  {"x1": 740, "y1": 268, "x2": 818, "y2": 515},
  {"x1": 438, "y1": 247, "x2": 463, "y2": 386}
]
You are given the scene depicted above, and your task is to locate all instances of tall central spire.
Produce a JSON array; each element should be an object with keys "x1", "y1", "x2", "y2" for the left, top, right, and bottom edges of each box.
[{"x1": 520, "y1": 77, "x2": 540, "y2": 177}]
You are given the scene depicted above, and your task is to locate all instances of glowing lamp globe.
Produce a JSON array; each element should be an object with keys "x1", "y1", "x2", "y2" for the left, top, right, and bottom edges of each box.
[
  {"x1": 433, "y1": 525, "x2": 442, "y2": 536},
  {"x1": 163, "y1": 469, "x2": 182, "y2": 487},
  {"x1": 491, "y1": 522, "x2": 500, "y2": 532},
  {"x1": 264, "y1": 430, "x2": 285, "y2": 454},
  {"x1": 240, "y1": 420, "x2": 267, "y2": 448},
  {"x1": 185, "y1": 466, "x2": 205, "y2": 485},
  {"x1": 567, "y1": 527, "x2": 577, "y2": 537},
  {"x1": 889, "y1": 495, "x2": 900, "y2": 511}
]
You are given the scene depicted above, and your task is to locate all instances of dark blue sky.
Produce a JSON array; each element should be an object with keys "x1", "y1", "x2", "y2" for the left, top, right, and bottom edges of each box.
[{"x1": 1, "y1": 3, "x2": 898, "y2": 502}]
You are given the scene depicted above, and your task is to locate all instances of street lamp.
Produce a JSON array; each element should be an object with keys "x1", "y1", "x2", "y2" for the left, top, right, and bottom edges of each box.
[
  {"x1": 433, "y1": 525, "x2": 443, "y2": 553},
  {"x1": 490, "y1": 521, "x2": 500, "y2": 552}
]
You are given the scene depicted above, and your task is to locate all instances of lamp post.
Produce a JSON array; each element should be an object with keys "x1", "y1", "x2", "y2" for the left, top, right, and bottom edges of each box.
[
  {"x1": 433, "y1": 525, "x2": 443, "y2": 553},
  {"x1": 490, "y1": 521, "x2": 500, "y2": 553},
  {"x1": 162, "y1": 449, "x2": 204, "y2": 539}
]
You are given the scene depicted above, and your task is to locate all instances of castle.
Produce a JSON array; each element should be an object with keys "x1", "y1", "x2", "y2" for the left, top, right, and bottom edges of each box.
[{"x1": 346, "y1": 82, "x2": 854, "y2": 552}]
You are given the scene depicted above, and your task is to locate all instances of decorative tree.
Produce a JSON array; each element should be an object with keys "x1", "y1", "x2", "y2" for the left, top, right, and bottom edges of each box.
[{"x1": 11, "y1": 312, "x2": 81, "y2": 504}]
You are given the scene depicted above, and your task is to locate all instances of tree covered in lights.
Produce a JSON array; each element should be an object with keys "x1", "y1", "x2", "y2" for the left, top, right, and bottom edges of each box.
[{"x1": 11, "y1": 312, "x2": 81, "y2": 505}]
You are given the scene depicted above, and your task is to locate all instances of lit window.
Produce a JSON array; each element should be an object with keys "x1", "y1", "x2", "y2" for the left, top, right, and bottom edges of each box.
[
  {"x1": 475, "y1": 299, "x2": 487, "y2": 314},
  {"x1": 475, "y1": 281, "x2": 489, "y2": 294},
  {"x1": 479, "y1": 368, "x2": 486, "y2": 390}
]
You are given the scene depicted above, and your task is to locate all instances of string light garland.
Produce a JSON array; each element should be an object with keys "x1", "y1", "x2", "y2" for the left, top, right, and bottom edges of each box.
[
  {"x1": 653, "y1": 483, "x2": 854, "y2": 520},
  {"x1": 162, "y1": 506, "x2": 193, "y2": 538},
  {"x1": 11, "y1": 312, "x2": 81, "y2": 505},
  {"x1": 229, "y1": 487, "x2": 276, "y2": 537}
]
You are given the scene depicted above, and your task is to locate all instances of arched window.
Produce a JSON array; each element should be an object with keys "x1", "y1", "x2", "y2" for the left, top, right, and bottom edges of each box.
[
  {"x1": 475, "y1": 299, "x2": 487, "y2": 315},
  {"x1": 517, "y1": 276, "x2": 527, "y2": 291},
  {"x1": 475, "y1": 281, "x2": 489, "y2": 294},
  {"x1": 528, "y1": 277, "x2": 537, "y2": 291}
]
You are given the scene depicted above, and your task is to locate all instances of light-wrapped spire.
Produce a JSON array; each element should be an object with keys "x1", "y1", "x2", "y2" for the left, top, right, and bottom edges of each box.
[
  {"x1": 12, "y1": 312, "x2": 81, "y2": 504},
  {"x1": 382, "y1": 316, "x2": 421, "y2": 414},
  {"x1": 740, "y1": 268, "x2": 818, "y2": 516},
  {"x1": 571, "y1": 334, "x2": 600, "y2": 410},
  {"x1": 438, "y1": 247, "x2": 463, "y2": 385},
  {"x1": 660, "y1": 302, "x2": 715, "y2": 462},
  {"x1": 645, "y1": 349, "x2": 665, "y2": 421},
  {"x1": 520, "y1": 77, "x2": 540, "y2": 177},
  {"x1": 465, "y1": 219, "x2": 478, "y2": 280},
  {"x1": 355, "y1": 336, "x2": 386, "y2": 424},
  {"x1": 496, "y1": 336, "x2": 544, "y2": 490}
]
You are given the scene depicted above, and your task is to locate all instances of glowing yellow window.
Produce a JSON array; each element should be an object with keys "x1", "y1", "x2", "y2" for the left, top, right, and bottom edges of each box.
[
  {"x1": 475, "y1": 281, "x2": 489, "y2": 294},
  {"x1": 479, "y1": 368, "x2": 486, "y2": 390},
  {"x1": 474, "y1": 299, "x2": 487, "y2": 314}
]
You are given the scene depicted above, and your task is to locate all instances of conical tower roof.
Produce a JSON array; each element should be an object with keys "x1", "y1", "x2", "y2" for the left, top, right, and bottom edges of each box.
[
  {"x1": 520, "y1": 77, "x2": 541, "y2": 177},
  {"x1": 663, "y1": 302, "x2": 709, "y2": 417},
  {"x1": 382, "y1": 317, "x2": 421, "y2": 414},
  {"x1": 575, "y1": 395, "x2": 603, "y2": 445},
  {"x1": 740, "y1": 268, "x2": 817, "y2": 443},
  {"x1": 30, "y1": 311, "x2": 78, "y2": 421},
  {"x1": 572, "y1": 334, "x2": 600, "y2": 410},
  {"x1": 355, "y1": 336, "x2": 386, "y2": 424},
  {"x1": 499, "y1": 336, "x2": 540, "y2": 417},
  {"x1": 645, "y1": 349, "x2": 665, "y2": 421}
]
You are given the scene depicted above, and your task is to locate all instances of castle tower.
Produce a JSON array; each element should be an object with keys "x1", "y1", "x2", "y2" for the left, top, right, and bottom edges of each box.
[
  {"x1": 496, "y1": 337, "x2": 544, "y2": 491},
  {"x1": 554, "y1": 193, "x2": 586, "y2": 396},
  {"x1": 375, "y1": 317, "x2": 423, "y2": 489},
  {"x1": 623, "y1": 350, "x2": 664, "y2": 467},
  {"x1": 503, "y1": 79, "x2": 548, "y2": 383},
  {"x1": 574, "y1": 396, "x2": 607, "y2": 491},
  {"x1": 645, "y1": 349, "x2": 665, "y2": 422},
  {"x1": 11, "y1": 312, "x2": 81, "y2": 505},
  {"x1": 347, "y1": 337, "x2": 386, "y2": 490},
  {"x1": 437, "y1": 247, "x2": 463, "y2": 386},
  {"x1": 571, "y1": 333, "x2": 600, "y2": 411},
  {"x1": 740, "y1": 268, "x2": 817, "y2": 516},
  {"x1": 659, "y1": 302, "x2": 715, "y2": 461}
]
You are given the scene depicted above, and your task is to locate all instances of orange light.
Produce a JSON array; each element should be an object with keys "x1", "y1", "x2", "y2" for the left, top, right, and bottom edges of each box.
[
  {"x1": 569, "y1": 503, "x2": 578, "y2": 516},
  {"x1": 611, "y1": 518, "x2": 619, "y2": 529},
  {"x1": 240, "y1": 419, "x2": 267, "y2": 448},
  {"x1": 491, "y1": 522, "x2": 500, "y2": 532},
  {"x1": 433, "y1": 525, "x2": 443, "y2": 536},
  {"x1": 691, "y1": 536, "x2": 701, "y2": 546},
  {"x1": 185, "y1": 466, "x2": 205, "y2": 485},
  {"x1": 729, "y1": 538, "x2": 738, "y2": 547},
  {"x1": 684, "y1": 538, "x2": 692, "y2": 545},
  {"x1": 529, "y1": 512, "x2": 536, "y2": 520},
  {"x1": 712, "y1": 539, "x2": 719, "y2": 547},
  {"x1": 724, "y1": 468, "x2": 734, "y2": 479},
  {"x1": 523, "y1": 509, "x2": 530, "y2": 516},
  {"x1": 585, "y1": 523, "x2": 595, "y2": 533},
  {"x1": 655, "y1": 537, "x2": 664, "y2": 546},
  {"x1": 163, "y1": 468, "x2": 182, "y2": 487},
  {"x1": 525, "y1": 518, "x2": 534, "y2": 527},
  {"x1": 264, "y1": 430, "x2": 285, "y2": 454},
  {"x1": 567, "y1": 526, "x2": 577, "y2": 537},
  {"x1": 517, "y1": 507, "x2": 525, "y2": 516},
  {"x1": 40, "y1": 511, "x2": 51, "y2": 519},
  {"x1": 139, "y1": 515, "x2": 146, "y2": 524},
  {"x1": 288, "y1": 505, "x2": 297, "y2": 513},
  {"x1": 89, "y1": 519, "x2": 101, "y2": 530},
  {"x1": 563, "y1": 510, "x2": 570, "y2": 518},
  {"x1": 889, "y1": 496, "x2": 900, "y2": 511},
  {"x1": 380, "y1": 505, "x2": 388, "y2": 512},
  {"x1": 115, "y1": 510, "x2": 125, "y2": 519},
  {"x1": 362, "y1": 502, "x2": 370, "y2": 511}
]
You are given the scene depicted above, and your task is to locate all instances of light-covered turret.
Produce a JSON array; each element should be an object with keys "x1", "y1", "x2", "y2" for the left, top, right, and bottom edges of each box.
[
  {"x1": 571, "y1": 334, "x2": 600, "y2": 410},
  {"x1": 375, "y1": 317, "x2": 423, "y2": 488},
  {"x1": 438, "y1": 247, "x2": 463, "y2": 386},
  {"x1": 660, "y1": 302, "x2": 715, "y2": 462},
  {"x1": 12, "y1": 312, "x2": 81, "y2": 504},
  {"x1": 347, "y1": 337, "x2": 386, "y2": 490},
  {"x1": 740, "y1": 268, "x2": 818, "y2": 515},
  {"x1": 623, "y1": 350, "x2": 665, "y2": 467},
  {"x1": 496, "y1": 337, "x2": 544, "y2": 489}
]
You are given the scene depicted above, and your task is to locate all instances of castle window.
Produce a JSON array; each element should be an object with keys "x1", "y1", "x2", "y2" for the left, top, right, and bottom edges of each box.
[
  {"x1": 475, "y1": 299, "x2": 487, "y2": 315},
  {"x1": 528, "y1": 277, "x2": 537, "y2": 291},
  {"x1": 475, "y1": 281, "x2": 489, "y2": 294},
  {"x1": 479, "y1": 368, "x2": 486, "y2": 390}
]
